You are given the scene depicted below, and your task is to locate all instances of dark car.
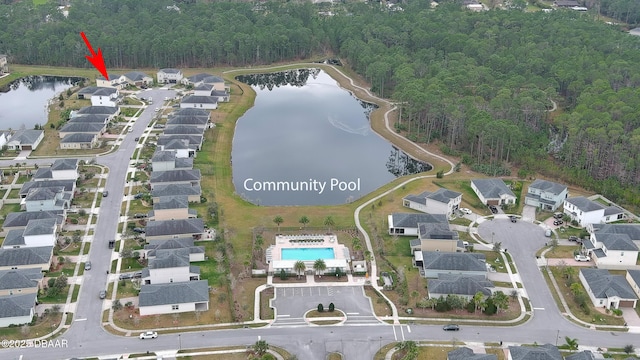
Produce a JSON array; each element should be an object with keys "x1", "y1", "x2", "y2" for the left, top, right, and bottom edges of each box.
[
  {"x1": 553, "y1": 219, "x2": 563, "y2": 226},
  {"x1": 119, "y1": 273, "x2": 133, "y2": 280},
  {"x1": 489, "y1": 205, "x2": 498, "y2": 214},
  {"x1": 509, "y1": 216, "x2": 517, "y2": 223},
  {"x1": 102, "y1": 191, "x2": 108, "y2": 197},
  {"x1": 133, "y1": 227, "x2": 145, "y2": 233},
  {"x1": 443, "y1": 324, "x2": 459, "y2": 331},
  {"x1": 554, "y1": 212, "x2": 564, "y2": 219},
  {"x1": 134, "y1": 137, "x2": 139, "y2": 141},
  {"x1": 99, "y1": 290, "x2": 106, "y2": 299}
]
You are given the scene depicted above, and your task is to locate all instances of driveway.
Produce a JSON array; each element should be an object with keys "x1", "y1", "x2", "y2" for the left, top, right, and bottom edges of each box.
[
  {"x1": 271, "y1": 286, "x2": 379, "y2": 326},
  {"x1": 521, "y1": 205, "x2": 537, "y2": 222}
]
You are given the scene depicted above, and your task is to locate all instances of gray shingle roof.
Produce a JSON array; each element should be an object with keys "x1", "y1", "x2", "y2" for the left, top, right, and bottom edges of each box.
[
  {"x1": 194, "y1": 84, "x2": 214, "y2": 92},
  {"x1": 0, "y1": 292, "x2": 37, "y2": 319},
  {"x1": 148, "y1": 249, "x2": 190, "y2": 269},
  {"x1": 167, "y1": 115, "x2": 209, "y2": 126},
  {"x1": 20, "y1": 180, "x2": 75, "y2": 196},
  {"x1": 447, "y1": 347, "x2": 497, "y2": 360},
  {"x1": 422, "y1": 252, "x2": 486, "y2": 272},
  {"x1": 8, "y1": 129, "x2": 43, "y2": 145},
  {"x1": 161, "y1": 139, "x2": 191, "y2": 150},
  {"x1": 123, "y1": 71, "x2": 150, "y2": 82},
  {"x1": 581, "y1": 268, "x2": 637, "y2": 300},
  {"x1": 528, "y1": 179, "x2": 567, "y2": 195},
  {"x1": 157, "y1": 134, "x2": 202, "y2": 147},
  {"x1": 603, "y1": 206, "x2": 624, "y2": 216},
  {"x1": 61, "y1": 133, "x2": 97, "y2": 143},
  {"x1": 59, "y1": 122, "x2": 105, "y2": 133},
  {"x1": 68, "y1": 114, "x2": 109, "y2": 123},
  {"x1": 471, "y1": 179, "x2": 516, "y2": 199},
  {"x1": 92, "y1": 87, "x2": 117, "y2": 96},
  {"x1": 75, "y1": 106, "x2": 118, "y2": 115},
  {"x1": 172, "y1": 108, "x2": 210, "y2": 117},
  {"x1": 418, "y1": 222, "x2": 458, "y2": 240},
  {"x1": 3, "y1": 230, "x2": 25, "y2": 247},
  {"x1": 565, "y1": 197, "x2": 604, "y2": 212},
  {"x1": 175, "y1": 157, "x2": 194, "y2": 169},
  {"x1": 150, "y1": 169, "x2": 201, "y2": 183},
  {"x1": 186, "y1": 73, "x2": 214, "y2": 83},
  {"x1": 404, "y1": 188, "x2": 461, "y2": 205},
  {"x1": 202, "y1": 75, "x2": 224, "y2": 84},
  {"x1": 23, "y1": 218, "x2": 57, "y2": 237},
  {"x1": 628, "y1": 270, "x2": 640, "y2": 288},
  {"x1": 391, "y1": 213, "x2": 448, "y2": 229},
  {"x1": 0, "y1": 246, "x2": 53, "y2": 266},
  {"x1": 0, "y1": 268, "x2": 42, "y2": 290},
  {"x1": 153, "y1": 196, "x2": 189, "y2": 210},
  {"x1": 152, "y1": 150, "x2": 177, "y2": 162},
  {"x1": 508, "y1": 344, "x2": 562, "y2": 360},
  {"x1": 51, "y1": 158, "x2": 78, "y2": 171},
  {"x1": 565, "y1": 351, "x2": 595, "y2": 360},
  {"x1": 146, "y1": 237, "x2": 195, "y2": 249},
  {"x1": 429, "y1": 274, "x2": 494, "y2": 297},
  {"x1": 78, "y1": 86, "x2": 99, "y2": 96},
  {"x1": 595, "y1": 233, "x2": 639, "y2": 251},
  {"x1": 145, "y1": 218, "x2": 204, "y2": 237},
  {"x1": 181, "y1": 95, "x2": 218, "y2": 105},
  {"x1": 25, "y1": 187, "x2": 61, "y2": 202},
  {"x1": 592, "y1": 224, "x2": 640, "y2": 240},
  {"x1": 138, "y1": 280, "x2": 209, "y2": 307},
  {"x1": 3, "y1": 211, "x2": 64, "y2": 229},
  {"x1": 159, "y1": 68, "x2": 181, "y2": 74},
  {"x1": 151, "y1": 184, "x2": 201, "y2": 198},
  {"x1": 163, "y1": 125, "x2": 205, "y2": 135},
  {"x1": 32, "y1": 167, "x2": 53, "y2": 180}
]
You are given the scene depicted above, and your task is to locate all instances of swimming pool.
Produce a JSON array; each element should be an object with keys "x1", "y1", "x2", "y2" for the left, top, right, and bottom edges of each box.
[{"x1": 281, "y1": 248, "x2": 335, "y2": 261}]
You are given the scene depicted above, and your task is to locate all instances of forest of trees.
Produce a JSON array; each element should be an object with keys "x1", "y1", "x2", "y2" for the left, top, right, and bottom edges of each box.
[{"x1": 1, "y1": 0, "x2": 640, "y2": 207}]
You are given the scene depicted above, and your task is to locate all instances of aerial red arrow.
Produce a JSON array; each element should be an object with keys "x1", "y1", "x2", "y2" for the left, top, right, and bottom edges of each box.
[{"x1": 80, "y1": 32, "x2": 109, "y2": 80}]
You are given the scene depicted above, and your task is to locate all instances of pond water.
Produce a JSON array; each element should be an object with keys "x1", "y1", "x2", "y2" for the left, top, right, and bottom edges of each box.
[
  {"x1": 232, "y1": 68, "x2": 432, "y2": 206},
  {"x1": 0, "y1": 76, "x2": 81, "y2": 130}
]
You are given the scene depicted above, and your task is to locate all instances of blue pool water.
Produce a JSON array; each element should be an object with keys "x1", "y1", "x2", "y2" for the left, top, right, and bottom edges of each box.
[{"x1": 281, "y1": 248, "x2": 335, "y2": 261}]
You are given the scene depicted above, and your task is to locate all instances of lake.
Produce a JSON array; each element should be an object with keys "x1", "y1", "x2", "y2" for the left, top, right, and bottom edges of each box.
[
  {"x1": 0, "y1": 76, "x2": 81, "y2": 130},
  {"x1": 231, "y1": 68, "x2": 432, "y2": 206}
]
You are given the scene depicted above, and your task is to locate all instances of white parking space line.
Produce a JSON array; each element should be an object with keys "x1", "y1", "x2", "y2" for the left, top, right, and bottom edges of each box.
[
  {"x1": 407, "y1": 326, "x2": 411, "y2": 333},
  {"x1": 533, "y1": 307, "x2": 545, "y2": 310},
  {"x1": 400, "y1": 325, "x2": 405, "y2": 341},
  {"x1": 393, "y1": 325, "x2": 398, "y2": 340}
]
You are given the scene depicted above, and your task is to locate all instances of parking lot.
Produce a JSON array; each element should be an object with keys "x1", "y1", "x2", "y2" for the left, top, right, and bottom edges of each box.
[{"x1": 271, "y1": 286, "x2": 379, "y2": 325}]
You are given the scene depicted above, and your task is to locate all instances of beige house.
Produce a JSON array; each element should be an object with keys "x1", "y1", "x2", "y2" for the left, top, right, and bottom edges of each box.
[
  {"x1": 410, "y1": 222, "x2": 461, "y2": 253},
  {"x1": 0, "y1": 268, "x2": 43, "y2": 296},
  {"x1": 148, "y1": 196, "x2": 197, "y2": 221},
  {"x1": 0, "y1": 247, "x2": 53, "y2": 271},
  {"x1": 138, "y1": 280, "x2": 209, "y2": 316},
  {"x1": 142, "y1": 249, "x2": 200, "y2": 285}
]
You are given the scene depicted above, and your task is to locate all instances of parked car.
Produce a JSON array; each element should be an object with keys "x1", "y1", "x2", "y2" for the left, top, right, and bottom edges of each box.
[
  {"x1": 102, "y1": 191, "x2": 109, "y2": 197},
  {"x1": 568, "y1": 236, "x2": 579, "y2": 242},
  {"x1": 460, "y1": 208, "x2": 472, "y2": 215},
  {"x1": 99, "y1": 290, "x2": 106, "y2": 299},
  {"x1": 545, "y1": 229, "x2": 552, "y2": 237},
  {"x1": 574, "y1": 254, "x2": 590, "y2": 262},
  {"x1": 553, "y1": 219, "x2": 564, "y2": 226},
  {"x1": 119, "y1": 273, "x2": 133, "y2": 280},
  {"x1": 443, "y1": 324, "x2": 460, "y2": 331},
  {"x1": 489, "y1": 205, "x2": 498, "y2": 214},
  {"x1": 133, "y1": 227, "x2": 145, "y2": 233},
  {"x1": 134, "y1": 137, "x2": 139, "y2": 141},
  {"x1": 133, "y1": 271, "x2": 143, "y2": 279},
  {"x1": 509, "y1": 216, "x2": 517, "y2": 223},
  {"x1": 554, "y1": 212, "x2": 564, "y2": 219},
  {"x1": 84, "y1": 261, "x2": 91, "y2": 270},
  {"x1": 139, "y1": 331, "x2": 158, "y2": 339}
]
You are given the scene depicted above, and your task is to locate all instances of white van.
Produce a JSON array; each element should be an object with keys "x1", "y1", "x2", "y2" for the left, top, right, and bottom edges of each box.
[
  {"x1": 544, "y1": 229, "x2": 552, "y2": 237},
  {"x1": 128, "y1": 127, "x2": 133, "y2": 133}
]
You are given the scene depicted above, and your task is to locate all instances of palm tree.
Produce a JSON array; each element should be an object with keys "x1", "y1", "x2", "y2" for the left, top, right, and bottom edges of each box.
[
  {"x1": 563, "y1": 266, "x2": 576, "y2": 281},
  {"x1": 563, "y1": 337, "x2": 579, "y2": 352},
  {"x1": 313, "y1": 259, "x2": 326, "y2": 277},
  {"x1": 294, "y1": 260, "x2": 306, "y2": 279},
  {"x1": 298, "y1": 215, "x2": 310, "y2": 229},
  {"x1": 472, "y1": 291, "x2": 485, "y2": 312},
  {"x1": 273, "y1": 215, "x2": 283, "y2": 231},
  {"x1": 493, "y1": 291, "x2": 509, "y2": 313},
  {"x1": 324, "y1": 216, "x2": 335, "y2": 232}
]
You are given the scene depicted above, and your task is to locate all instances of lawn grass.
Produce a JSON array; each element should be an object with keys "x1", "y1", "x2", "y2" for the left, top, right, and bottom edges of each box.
[
  {"x1": 365, "y1": 286, "x2": 392, "y2": 317},
  {"x1": 0, "y1": 313, "x2": 62, "y2": 340},
  {"x1": 544, "y1": 245, "x2": 581, "y2": 259},
  {"x1": 259, "y1": 286, "x2": 274, "y2": 320},
  {"x1": 38, "y1": 285, "x2": 70, "y2": 304}
]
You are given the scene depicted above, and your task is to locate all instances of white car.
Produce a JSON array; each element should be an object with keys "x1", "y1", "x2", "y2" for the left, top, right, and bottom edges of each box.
[
  {"x1": 460, "y1": 208, "x2": 472, "y2": 215},
  {"x1": 574, "y1": 255, "x2": 590, "y2": 262},
  {"x1": 139, "y1": 331, "x2": 158, "y2": 339}
]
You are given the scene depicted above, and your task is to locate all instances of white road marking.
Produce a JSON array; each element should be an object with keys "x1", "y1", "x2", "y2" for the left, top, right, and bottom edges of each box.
[
  {"x1": 277, "y1": 314, "x2": 290, "y2": 317},
  {"x1": 346, "y1": 312, "x2": 360, "y2": 315},
  {"x1": 393, "y1": 325, "x2": 398, "y2": 340},
  {"x1": 400, "y1": 325, "x2": 405, "y2": 341},
  {"x1": 75, "y1": 318, "x2": 87, "y2": 321},
  {"x1": 407, "y1": 326, "x2": 411, "y2": 333},
  {"x1": 533, "y1": 307, "x2": 545, "y2": 310}
]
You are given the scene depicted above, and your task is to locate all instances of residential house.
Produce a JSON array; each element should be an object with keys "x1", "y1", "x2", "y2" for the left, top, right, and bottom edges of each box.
[
  {"x1": 0, "y1": 54, "x2": 8, "y2": 74},
  {"x1": 626, "y1": 270, "x2": 640, "y2": 299},
  {"x1": 157, "y1": 134, "x2": 203, "y2": 151},
  {"x1": 122, "y1": 71, "x2": 153, "y2": 87},
  {"x1": 507, "y1": 344, "x2": 562, "y2": 360},
  {"x1": 182, "y1": 73, "x2": 226, "y2": 91},
  {"x1": 73, "y1": 105, "x2": 119, "y2": 120},
  {"x1": 428, "y1": 274, "x2": 494, "y2": 301},
  {"x1": 148, "y1": 196, "x2": 197, "y2": 221},
  {"x1": 158, "y1": 139, "x2": 196, "y2": 158},
  {"x1": 181, "y1": 73, "x2": 215, "y2": 86},
  {"x1": 565, "y1": 351, "x2": 596, "y2": 360},
  {"x1": 68, "y1": 114, "x2": 110, "y2": 124},
  {"x1": 583, "y1": 225, "x2": 639, "y2": 267},
  {"x1": 141, "y1": 249, "x2": 200, "y2": 285},
  {"x1": 180, "y1": 95, "x2": 218, "y2": 110},
  {"x1": 58, "y1": 122, "x2": 106, "y2": 139},
  {"x1": 193, "y1": 83, "x2": 214, "y2": 96},
  {"x1": 150, "y1": 169, "x2": 201, "y2": 190},
  {"x1": 77, "y1": 87, "x2": 99, "y2": 99},
  {"x1": 32, "y1": 158, "x2": 79, "y2": 181},
  {"x1": 144, "y1": 218, "x2": 205, "y2": 241},
  {"x1": 60, "y1": 133, "x2": 99, "y2": 150},
  {"x1": 19, "y1": 180, "x2": 76, "y2": 198},
  {"x1": 402, "y1": 188, "x2": 462, "y2": 219},
  {"x1": 0, "y1": 293, "x2": 37, "y2": 327},
  {"x1": 524, "y1": 179, "x2": 568, "y2": 211},
  {"x1": 90, "y1": 87, "x2": 119, "y2": 107},
  {"x1": 409, "y1": 222, "x2": 461, "y2": 253},
  {"x1": 579, "y1": 268, "x2": 637, "y2": 309},
  {"x1": 564, "y1": 197, "x2": 626, "y2": 226},
  {"x1": 166, "y1": 115, "x2": 211, "y2": 129},
  {"x1": 151, "y1": 150, "x2": 193, "y2": 171},
  {"x1": 2, "y1": 211, "x2": 64, "y2": 233},
  {"x1": 172, "y1": 108, "x2": 211, "y2": 118},
  {"x1": 471, "y1": 179, "x2": 516, "y2": 206},
  {"x1": 6, "y1": 130, "x2": 44, "y2": 151},
  {"x1": 22, "y1": 187, "x2": 72, "y2": 212},
  {"x1": 0, "y1": 246, "x2": 54, "y2": 271},
  {"x1": 2, "y1": 218, "x2": 58, "y2": 249},
  {"x1": 0, "y1": 131, "x2": 10, "y2": 148},
  {"x1": 447, "y1": 347, "x2": 497, "y2": 360},
  {"x1": 415, "y1": 252, "x2": 487, "y2": 278},
  {"x1": 388, "y1": 213, "x2": 449, "y2": 236},
  {"x1": 138, "y1": 280, "x2": 209, "y2": 316},
  {"x1": 96, "y1": 74, "x2": 124, "y2": 89},
  {"x1": 0, "y1": 268, "x2": 42, "y2": 296},
  {"x1": 151, "y1": 184, "x2": 201, "y2": 203},
  {"x1": 212, "y1": 89, "x2": 230, "y2": 102},
  {"x1": 163, "y1": 125, "x2": 205, "y2": 136},
  {"x1": 157, "y1": 68, "x2": 183, "y2": 84},
  {"x1": 144, "y1": 238, "x2": 205, "y2": 262}
]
